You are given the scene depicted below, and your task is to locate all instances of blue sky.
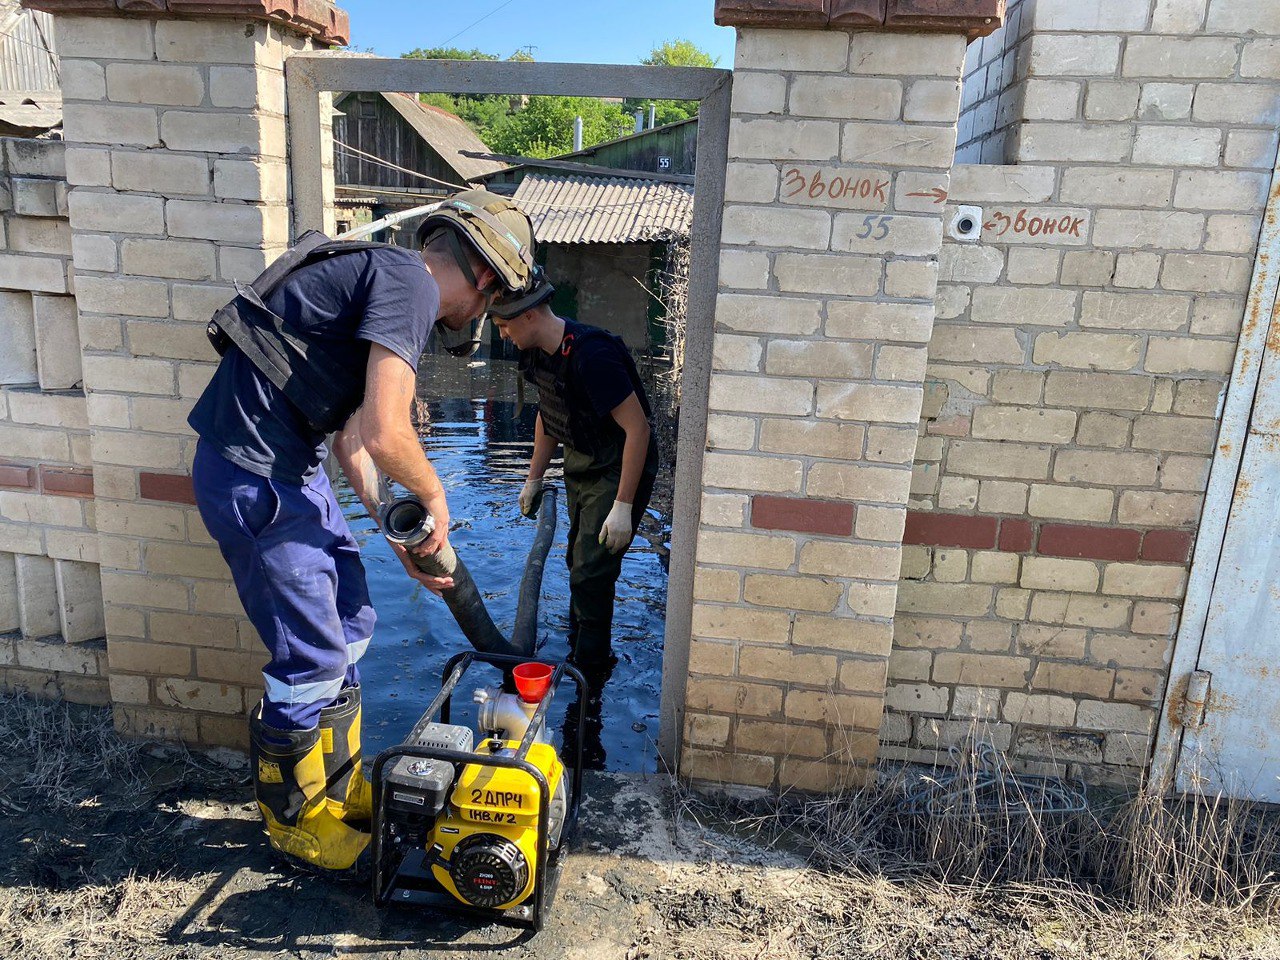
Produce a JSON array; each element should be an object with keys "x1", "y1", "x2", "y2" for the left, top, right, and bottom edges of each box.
[{"x1": 339, "y1": 1, "x2": 736, "y2": 66}]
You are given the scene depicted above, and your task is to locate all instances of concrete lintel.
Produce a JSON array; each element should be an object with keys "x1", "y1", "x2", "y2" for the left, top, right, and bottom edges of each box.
[
  {"x1": 19, "y1": 0, "x2": 349, "y2": 45},
  {"x1": 715, "y1": 0, "x2": 1004, "y2": 37}
]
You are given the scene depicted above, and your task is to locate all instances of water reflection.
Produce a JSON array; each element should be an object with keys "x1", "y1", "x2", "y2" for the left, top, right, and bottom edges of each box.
[{"x1": 337, "y1": 356, "x2": 671, "y2": 773}]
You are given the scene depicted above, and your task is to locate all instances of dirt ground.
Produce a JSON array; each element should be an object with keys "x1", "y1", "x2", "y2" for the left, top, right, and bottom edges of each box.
[{"x1": 3, "y1": 696, "x2": 1279, "y2": 960}]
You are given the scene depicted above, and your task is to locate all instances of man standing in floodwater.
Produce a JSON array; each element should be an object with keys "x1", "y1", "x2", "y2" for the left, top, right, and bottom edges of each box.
[
  {"x1": 187, "y1": 190, "x2": 538, "y2": 871},
  {"x1": 490, "y1": 268, "x2": 660, "y2": 768}
]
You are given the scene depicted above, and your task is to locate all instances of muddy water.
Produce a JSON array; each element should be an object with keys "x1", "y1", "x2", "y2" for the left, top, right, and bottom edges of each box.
[{"x1": 337, "y1": 356, "x2": 670, "y2": 773}]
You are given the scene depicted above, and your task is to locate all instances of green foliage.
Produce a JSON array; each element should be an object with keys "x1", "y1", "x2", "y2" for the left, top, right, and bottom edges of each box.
[
  {"x1": 398, "y1": 38, "x2": 715, "y2": 157},
  {"x1": 490, "y1": 96, "x2": 634, "y2": 158},
  {"x1": 626, "y1": 38, "x2": 718, "y2": 129},
  {"x1": 402, "y1": 46, "x2": 499, "y2": 61},
  {"x1": 641, "y1": 39, "x2": 719, "y2": 68}
]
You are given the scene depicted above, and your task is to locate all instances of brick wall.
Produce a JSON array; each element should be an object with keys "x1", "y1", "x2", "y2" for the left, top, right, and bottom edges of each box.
[
  {"x1": 884, "y1": 0, "x2": 1280, "y2": 786},
  {"x1": 52, "y1": 13, "x2": 334, "y2": 747},
  {"x1": 955, "y1": 0, "x2": 1031, "y2": 163},
  {"x1": 681, "y1": 27, "x2": 968, "y2": 792},
  {"x1": 0, "y1": 135, "x2": 109, "y2": 704}
]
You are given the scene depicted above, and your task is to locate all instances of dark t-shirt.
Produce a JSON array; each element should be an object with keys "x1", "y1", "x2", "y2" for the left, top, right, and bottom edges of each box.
[
  {"x1": 521, "y1": 318, "x2": 639, "y2": 450},
  {"x1": 188, "y1": 245, "x2": 439, "y2": 484}
]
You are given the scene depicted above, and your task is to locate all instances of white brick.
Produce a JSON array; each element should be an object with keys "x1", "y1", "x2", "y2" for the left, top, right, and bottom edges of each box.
[
  {"x1": 32, "y1": 295, "x2": 82, "y2": 390},
  {"x1": 709, "y1": 373, "x2": 812, "y2": 415},
  {"x1": 16, "y1": 554, "x2": 58, "y2": 639},
  {"x1": 160, "y1": 112, "x2": 281, "y2": 157},
  {"x1": 1206, "y1": 0, "x2": 1280, "y2": 34},
  {"x1": 846, "y1": 32, "x2": 965, "y2": 76},
  {"x1": 0, "y1": 553, "x2": 16, "y2": 632},
  {"x1": 1123, "y1": 37, "x2": 1240, "y2": 79},
  {"x1": 72, "y1": 234, "x2": 116, "y2": 273},
  {"x1": 789, "y1": 76, "x2": 901, "y2": 120},
  {"x1": 106, "y1": 63, "x2": 204, "y2": 107},
  {"x1": 1138, "y1": 83, "x2": 1194, "y2": 121},
  {"x1": 1092, "y1": 209, "x2": 1204, "y2": 250},
  {"x1": 122, "y1": 238, "x2": 218, "y2": 281},
  {"x1": 730, "y1": 71, "x2": 786, "y2": 115},
  {"x1": 729, "y1": 118, "x2": 840, "y2": 162},
  {"x1": 210, "y1": 66, "x2": 283, "y2": 112},
  {"x1": 1029, "y1": 35, "x2": 1122, "y2": 76},
  {"x1": 56, "y1": 16, "x2": 155, "y2": 60},
  {"x1": 74, "y1": 277, "x2": 170, "y2": 319},
  {"x1": 831, "y1": 213, "x2": 942, "y2": 256},
  {"x1": 213, "y1": 160, "x2": 287, "y2": 203},
  {"x1": 842, "y1": 123, "x2": 956, "y2": 168},
  {"x1": 724, "y1": 162, "x2": 778, "y2": 204},
  {"x1": 55, "y1": 560, "x2": 104, "y2": 643},
  {"x1": 1060, "y1": 167, "x2": 1174, "y2": 207},
  {"x1": 0, "y1": 291, "x2": 37, "y2": 384},
  {"x1": 68, "y1": 190, "x2": 164, "y2": 235},
  {"x1": 155, "y1": 19, "x2": 271, "y2": 64},
  {"x1": 1035, "y1": 0, "x2": 1154, "y2": 31},
  {"x1": 971, "y1": 287, "x2": 1078, "y2": 327},
  {"x1": 62, "y1": 103, "x2": 159, "y2": 148},
  {"x1": 1192, "y1": 84, "x2": 1280, "y2": 126},
  {"x1": 112, "y1": 152, "x2": 210, "y2": 196},
  {"x1": 773, "y1": 253, "x2": 880, "y2": 296},
  {"x1": 949, "y1": 165, "x2": 1055, "y2": 204},
  {"x1": 0, "y1": 254, "x2": 66, "y2": 294},
  {"x1": 715, "y1": 293, "x2": 821, "y2": 336},
  {"x1": 1133, "y1": 125, "x2": 1223, "y2": 168},
  {"x1": 64, "y1": 147, "x2": 111, "y2": 187},
  {"x1": 736, "y1": 29, "x2": 850, "y2": 73},
  {"x1": 1174, "y1": 171, "x2": 1270, "y2": 213},
  {"x1": 1017, "y1": 123, "x2": 1133, "y2": 163},
  {"x1": 60, "y1": 58, "x2": 106, "y2": 100},
  {"x1": 166, "y1": 200, "x2": 286, "y2": 245},
  {"x1": 721, "y1": 205, "x2": 829, "y2": 250},
  {"x1": 1151, "y1": 0, "x2": 1208, "y2": 33}
]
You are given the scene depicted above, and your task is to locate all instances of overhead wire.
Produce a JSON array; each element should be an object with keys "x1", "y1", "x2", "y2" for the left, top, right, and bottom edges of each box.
[{"x1": 439, "y1": 0, "x2": 520, "y2": 46}]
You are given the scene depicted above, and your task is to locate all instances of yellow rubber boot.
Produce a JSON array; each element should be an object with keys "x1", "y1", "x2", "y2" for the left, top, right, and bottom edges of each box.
[
  {"x1": 318, "y1": 685, "x2": 372, "y2": 823},
  {"x1": 249, "y1": 710, "x2": 370, "y2": 871}
]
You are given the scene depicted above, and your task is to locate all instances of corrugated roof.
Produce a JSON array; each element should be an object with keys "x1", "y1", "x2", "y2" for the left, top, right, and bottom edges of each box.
[
  {"x1": 513, "y1": 173, "x2": 694, "y2": 245},
  {"x1": 378, "y1": 93, "x2": 505, "y2": 183},
  {"x1": 0, "y1": 4, "x2": 59, "y2": 93},
  {"x1": 0, "y1": 90, "x2": 60, "y2": 135}
]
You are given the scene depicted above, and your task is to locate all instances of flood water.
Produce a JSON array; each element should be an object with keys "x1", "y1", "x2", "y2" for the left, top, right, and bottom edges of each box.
[{"x1": 336, "y1": 356, "x2": 671, "y2": 773}]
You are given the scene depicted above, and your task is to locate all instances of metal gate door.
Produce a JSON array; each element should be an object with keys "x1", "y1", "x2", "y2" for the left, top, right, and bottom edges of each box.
[{"x1": 1174, "y1": 282, "x2": 1280, "y2": 800}]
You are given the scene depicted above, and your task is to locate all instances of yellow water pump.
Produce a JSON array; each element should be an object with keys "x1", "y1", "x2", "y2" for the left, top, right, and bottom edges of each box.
[{"x1": 371, "y1": 653, "x2": 584, "y2": 930}]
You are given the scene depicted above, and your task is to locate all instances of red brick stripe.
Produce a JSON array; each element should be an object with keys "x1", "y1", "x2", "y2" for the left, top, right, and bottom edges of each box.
[
  {"x1": 39, "y1": 466, "x2": 94, "y2": 499},
  {"x1": 905, "y1": 511, "x2": 1194, "y2": 563},
  {"x1": 751, "y1": 495, "x2": 854, "y2": 536},
  {"x1": 1141, "y1": 529, "x2": 1194, "y2": 563},
  {"x1": 997, "y1": 518, "x2": 1034, "y2": 553},
  {"x1": 904, "y1": 512, "x2": 998, "y2": 549},
  {"x1": 0, "y1": 461, "x2": 36, "y2": 490},
  {"x1": 1038, "y1": 523, "x2": 1141, "y2": 561},
  {"x1": 140, "y1": 472, "x2": 197, "y2": 506}
]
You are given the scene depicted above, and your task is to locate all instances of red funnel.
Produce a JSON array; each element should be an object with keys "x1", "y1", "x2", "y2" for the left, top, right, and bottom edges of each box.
[{"x1": 513, "y1": 662, "x2": 553, "y2": 704}]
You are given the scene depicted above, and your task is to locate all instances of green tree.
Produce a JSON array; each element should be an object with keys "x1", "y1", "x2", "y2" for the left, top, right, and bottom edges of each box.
[
  {"x1": 626, "y1": 39, "x2": 718, "y2": 127},
  {"x1": 490, "y1": 96, "x2": 634, "y2": 159},
  {"x1": 402, "y1": 47, "x2": 514, "y2": 146}
]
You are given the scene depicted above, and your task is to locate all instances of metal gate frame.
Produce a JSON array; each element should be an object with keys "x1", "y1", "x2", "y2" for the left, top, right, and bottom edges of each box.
[
  {"x1": 1150, "y1": 142, "x2": 1280, "y2": 792},
  {"x1": 284, "y1": 53, "x2": 733, "y2": 766}
]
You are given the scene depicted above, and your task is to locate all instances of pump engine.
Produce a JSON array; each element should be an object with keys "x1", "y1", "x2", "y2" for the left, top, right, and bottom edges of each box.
[{"x1": 371, "y1": 653, "x2": 585, "y2": 930}]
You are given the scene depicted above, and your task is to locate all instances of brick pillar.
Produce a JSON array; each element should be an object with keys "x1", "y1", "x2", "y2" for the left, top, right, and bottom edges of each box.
[
  {"x1": 26, "y1": 0, "x2": 346, "y2": 746},
  {"x1": 681, "y1": 2, "x2": 998, "y2": 792}
]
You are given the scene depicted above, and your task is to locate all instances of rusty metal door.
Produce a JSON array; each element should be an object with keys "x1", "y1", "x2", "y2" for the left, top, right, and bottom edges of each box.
[{"x1": 1173, "y1": 267, "x2": 1280, "y2": 800}]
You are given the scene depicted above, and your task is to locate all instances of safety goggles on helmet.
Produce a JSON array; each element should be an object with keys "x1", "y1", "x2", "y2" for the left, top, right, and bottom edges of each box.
[
  {"x1": 415, "y1": 189, "x2": 535, "y2": 296},
  {"x1": 489, "y1": 267, "x2": 555, "y2": 320}
]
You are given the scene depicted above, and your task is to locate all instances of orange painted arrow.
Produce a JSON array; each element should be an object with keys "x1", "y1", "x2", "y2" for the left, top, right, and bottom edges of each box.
[{"x1": 906, "y1": 187, "x2": 949, "y2": 204}]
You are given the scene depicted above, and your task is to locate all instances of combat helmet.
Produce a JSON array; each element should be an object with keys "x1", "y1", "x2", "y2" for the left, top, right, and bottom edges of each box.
[{"x1": 416, "y1": 189, "x2": 536, "y2": 357}]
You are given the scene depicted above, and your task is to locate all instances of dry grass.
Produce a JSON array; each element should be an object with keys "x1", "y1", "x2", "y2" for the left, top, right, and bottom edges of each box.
[
  {"x1": 0, "y1": 693, "x2": 150, "y2": 813},
  {"x1": 661, "y1": 741, "x2": 1280, "y2": 960}
]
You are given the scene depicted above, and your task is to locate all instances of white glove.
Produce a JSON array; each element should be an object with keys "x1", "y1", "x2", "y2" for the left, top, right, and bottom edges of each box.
[
  {"x1": 599, "y1": 500, "x2": 634, "y2": 554},
  {"x1": 519, "y1": 477, "x2": 544, "y2": 518}
]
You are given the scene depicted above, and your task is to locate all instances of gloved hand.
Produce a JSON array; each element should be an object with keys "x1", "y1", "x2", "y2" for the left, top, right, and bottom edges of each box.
[
  {"x1": 519, "y1": 476, "x2": 544, "y2": 518},
  {"x1": 598, "y1": 500, "x2": 634, "y2": 554}
]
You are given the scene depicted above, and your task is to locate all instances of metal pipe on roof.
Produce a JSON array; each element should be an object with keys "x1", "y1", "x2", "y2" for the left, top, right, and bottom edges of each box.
[
  {"x1": 572, "y1": 115, "x2": 583, "y2": 152},
  {"x1": 633, "y1": 110, "x2": 643, "y2": 134},
  {"x1": 648, "y1": 103, "x2": 656, "y2": 129}
]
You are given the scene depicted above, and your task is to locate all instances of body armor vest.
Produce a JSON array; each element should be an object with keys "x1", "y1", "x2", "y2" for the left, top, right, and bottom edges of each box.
[
  {"x1": 521, "y1": 324, "x2": 652, "y2": 457},
  {"x1": 205, "y1": 230, "x2": 400, "y2": 435}
]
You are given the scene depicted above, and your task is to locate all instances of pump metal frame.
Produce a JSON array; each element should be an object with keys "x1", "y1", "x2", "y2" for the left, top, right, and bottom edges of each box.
[
  {"x1": 285, "y1": 54, "x2": 732, "y2": 767},
  {"x1": 370, "y1": 651, "x2": 587, "y2": 931}
]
